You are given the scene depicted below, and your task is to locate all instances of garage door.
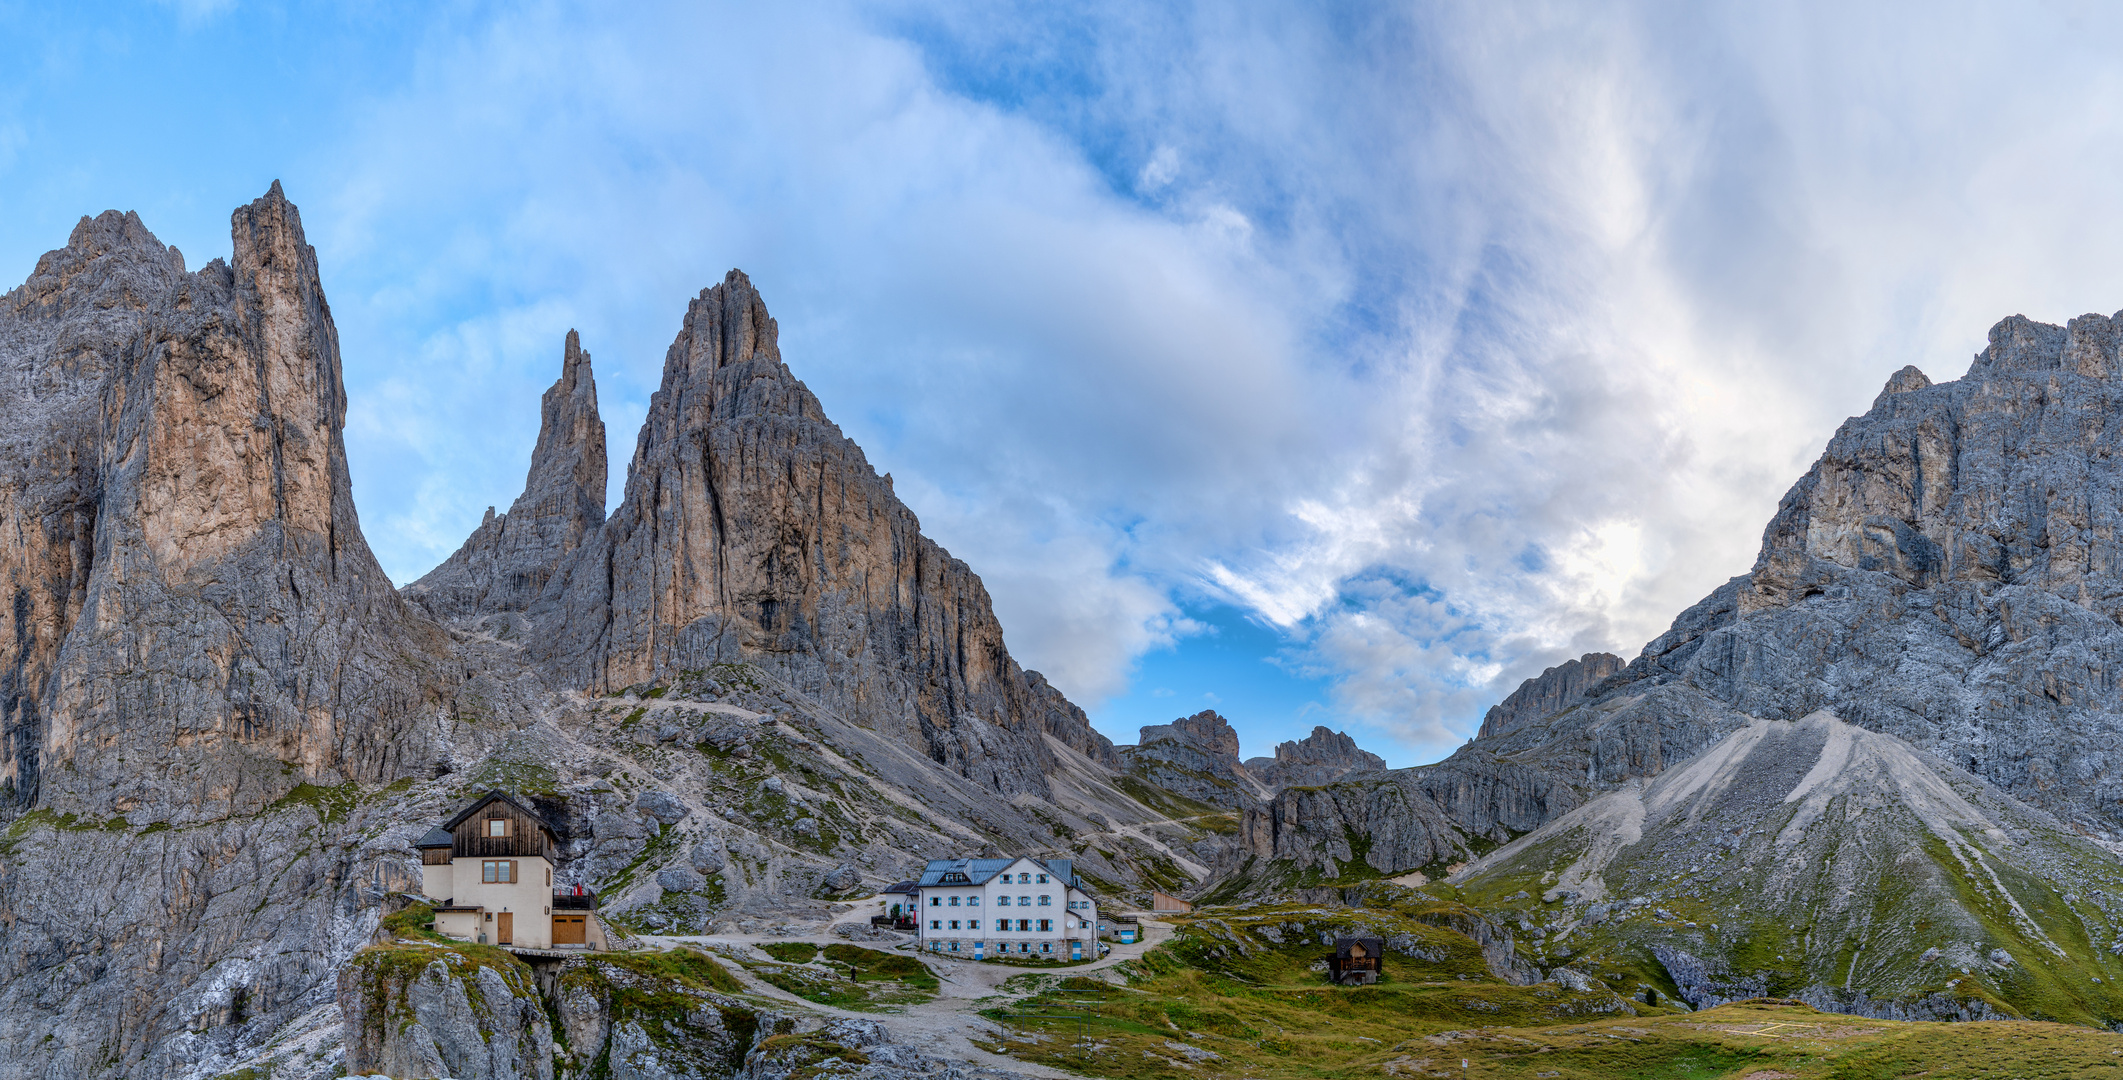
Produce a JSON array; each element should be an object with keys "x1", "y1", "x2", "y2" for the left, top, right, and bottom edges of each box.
[{"x1": 555, "y1": 915, "x2": 587, "y2": 945}]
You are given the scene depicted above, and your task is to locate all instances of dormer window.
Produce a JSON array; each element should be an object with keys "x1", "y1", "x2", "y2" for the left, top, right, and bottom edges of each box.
[{"x1": 487, "y1": 818, "x2": 509, "y2": 838}]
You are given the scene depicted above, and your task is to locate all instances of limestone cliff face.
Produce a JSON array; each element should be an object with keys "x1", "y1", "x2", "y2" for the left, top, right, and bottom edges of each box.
[
  {"x1": 0, "y1": 184, "x2": 454, "y2": 822},
  {"x1": 1242, "y1": 309, "x2": 2123, "y2": 883},
  {"x1": 1475, "y1": 653, "x2": 1623, "y2": 740},
  {"x1": 1244, "y1": 725, "x2": 1386, "y2": 789},
  {"x1": 413, "y1": 270, "x2": 1119, "y2": 792},
  {"x1": 405, "y1": 330, "x2": 607, "y2": 622},
  {"x1": 0, "y1": 209, "x2": 179, "y2": 813},
  {"x1": 1121, "y1": 710, "x2": 1267, "y2": 811}
]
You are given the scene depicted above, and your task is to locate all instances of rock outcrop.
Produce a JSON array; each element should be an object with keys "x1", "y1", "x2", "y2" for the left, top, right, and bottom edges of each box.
[
  {"x1": 406, "y1": 330, "x2": 607, "y2": 621},
  {"x1": 1475, "y1": 653, "x2": 1624, "y2": 740},
  {"x1": 1121, "y1": 710, "x2": 1268, "y2": 811},
  {"x1": 1240, "y1": 308, "x2": 2123, "y2": 879},
  {"x1": 0, "y1": 189, "x2": 1225, "y2": 1080},
  {"x1": 0, "y1": 183, "x2": 455, "y2": 823},
  {"x1": 1244, "y1": 725, "x2": 1386, "y2": 789},
  {"x1": 1455, "y1": 710, "x2": 2123, "y2": 1026},
  {"x1": 340, "y1": 944, "x2": 554, "y2": 1080},
  {"x1": 403, "y1": 270, "x2": 1122, "y2": 796}
]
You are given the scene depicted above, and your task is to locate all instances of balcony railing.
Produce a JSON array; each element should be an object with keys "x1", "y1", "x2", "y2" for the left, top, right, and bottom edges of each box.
[{"x1": 553, "y1": 887, "x2": 599, "y2": 910}]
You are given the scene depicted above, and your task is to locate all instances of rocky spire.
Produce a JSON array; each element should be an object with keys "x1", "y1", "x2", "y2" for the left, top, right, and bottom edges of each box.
[
  {"x1": 1243, "y1": 725, "x2": 1387, "y2": 788},
  {"x1": 405, "y1": 329, "x2": 607, "y2": 619},
  {"x1": 525, "y1": 269, "x2": 1117, "y2": 792},
  {"x1": 1124, "y1": 710, "x2": 1270, "y2": 809},
  {"x1": 1, "y1": 182, "x2": 457, "y2": 821},
  {"x1": 1474, "y1": 652, "x2": 1625, "y2": 740}
]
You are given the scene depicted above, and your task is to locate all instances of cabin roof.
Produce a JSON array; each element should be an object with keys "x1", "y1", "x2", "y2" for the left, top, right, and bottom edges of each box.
[
  {"x1": 916, "y1": 857, "x2": 1083, "y2": 888},
  {"x1": 443, "y1": 789, "x2": 561, "y2": 839},
  {"x1": 414, "y1": 826, "x2": 455, "y2": 849},
  {"x1": 882, "y1": 880, "x2": 920, "y2": 895}
]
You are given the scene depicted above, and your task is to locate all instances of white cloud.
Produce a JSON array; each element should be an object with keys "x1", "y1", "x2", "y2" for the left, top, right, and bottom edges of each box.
[{"x1": 268, "y1": 0, "x2": 2123, "y2": 764}]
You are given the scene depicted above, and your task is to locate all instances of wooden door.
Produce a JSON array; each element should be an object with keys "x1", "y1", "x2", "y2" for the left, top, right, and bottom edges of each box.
[
  {"x1": 554, "y1": 915, "x2": 586, "y2": 945},
  {"x1": 496, "y1": 912, "x2": 513, "y2": 945}
]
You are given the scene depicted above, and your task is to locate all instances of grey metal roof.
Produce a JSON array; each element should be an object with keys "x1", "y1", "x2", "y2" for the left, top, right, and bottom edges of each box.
[
  {"x1": 916, "y1": 857, "x2": 1084, "y2": 889},
  {"x1": 414, "y1": 826, "x2": 455, "y2": 849},
  {"x1": 882, "y1": 880, "x2": 921, "y2": 895}
]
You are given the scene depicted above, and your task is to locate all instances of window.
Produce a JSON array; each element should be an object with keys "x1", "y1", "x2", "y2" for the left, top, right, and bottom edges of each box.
[
  {"x1": 950, "y1": 920, "x2": 960, "y2": 930},
  {"x1": 1020, "y1": 897, "x2": 1032, "y2": 906},
  {"x1": 931, "y1": 920, "x2": 941, "y2": 930},
  {"x1": 486, "y1": 818, "x2": 508, "y2": 837},
  {"x1": 1017, "y1": 918, "x2": 1030, "y2": 932},
  {"x1": 1038, "y1": 919, "x2": 1052, "y2": 932},
  {"x1": 1041, "y1": 942, "x2": 1052, "y2": 953},
  {"x1": 931, "y1": 897, "x2": 940, "y2": 907},
  {"x1": 969, "y1": 920, "x2": 980, "y2": 930},
  {"x1": 950, "y1": 896, "x2": 960, "y2": 907},
  {"x1": 1039, "y1": 895, "x2": 1051, "y2": 906},
  {"x1": 1015, "y1": 872, "x2": 1028, "y2": 883},
  {"x1": 482, "y1": 860, "x2": 515, "y2": 883},
  {"x1": 968, "y1": 896, "x2": 980, "y2": 906},
  {"x1": 1037, "y1": 874, "x2": 1048, "y2": 883}
]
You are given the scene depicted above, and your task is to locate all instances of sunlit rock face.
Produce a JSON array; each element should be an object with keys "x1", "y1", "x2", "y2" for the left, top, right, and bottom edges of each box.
[
  {"x1": 0, "y1": 183, "x2": 456, "y2": 824},
  {"x1": 407, "y1": 269, "x2": 1123, "y2": 795},
  {"x1": 0, "y1": 189, "x2": 1208, "y2": 1080},
  {"x1": 1252, "y1": 310, "x2": 2123, "y2": 877}
]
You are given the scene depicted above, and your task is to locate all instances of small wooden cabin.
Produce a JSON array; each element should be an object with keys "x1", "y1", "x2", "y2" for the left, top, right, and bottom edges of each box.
[
  {"x1": 1329, "y1": 937, "x2": 1384, "y2": 985},
  {"x1": 416, "y1": 790, "x2": 604, "y2": 950}
]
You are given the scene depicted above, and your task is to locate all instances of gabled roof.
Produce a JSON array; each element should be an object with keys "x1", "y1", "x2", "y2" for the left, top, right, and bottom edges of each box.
[
  {"x1": 882, "y1": 880, "x2": 920, "y2": 895},
  {"x1": 443, "y1": 790, "x2": 561, "y2": 839},
  {"x1": 917, "y1": 856, "x2": 1085, "y2": 889},
  {"x1": 414, "y1": 826, "x2": 455, "y2": 849}
]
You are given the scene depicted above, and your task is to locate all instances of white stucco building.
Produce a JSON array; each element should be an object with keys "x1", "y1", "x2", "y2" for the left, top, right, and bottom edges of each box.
[
  {"x1": 916, "y1": 857, "x2": 1099, "y2": 960},
  {"x1": 415, "y1": 790, "x2": 607, "y2": 951}
]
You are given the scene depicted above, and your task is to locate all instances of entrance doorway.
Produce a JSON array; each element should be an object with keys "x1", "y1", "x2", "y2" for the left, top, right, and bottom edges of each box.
[
  {"x1": 555, "y1": 915, "x2": 586, "y2": 945},
  {"x1": 496, "y1": 912, "x2": 513, "y2": 945}
]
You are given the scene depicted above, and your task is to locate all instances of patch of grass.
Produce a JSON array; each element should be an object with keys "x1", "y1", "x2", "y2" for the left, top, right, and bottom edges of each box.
[
  {"x1": 1113, "y1": 775, "x2": 1223, "y2": 820},
  {"x1": 597, "y1": 947, "x2": 746, "y2": 994},
  {"x1": 733, "y1": 945, "x2": 938, "y2": 1012},
  {"x1": 266, "y1": 782, "x2": 364, "y2": 824},
  {"x1": 381, "y1": 902, "x2": 439, "y2": 941},
  {"x1": 822, "y1": 944, "x2": 939, "y2": 990},
  {"x1": 762, "y1": 942, "x2": 820, "y2": 964}
]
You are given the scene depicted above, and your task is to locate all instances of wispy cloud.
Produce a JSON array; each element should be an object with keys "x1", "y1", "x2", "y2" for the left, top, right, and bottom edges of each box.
[{"x1": 19, "y1": 1, "x2": 2123, "y2": 764}]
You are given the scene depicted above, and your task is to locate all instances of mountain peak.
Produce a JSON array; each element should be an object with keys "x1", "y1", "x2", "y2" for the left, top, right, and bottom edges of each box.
[{"x1": 406, "y1": 329, "x2": 608, "y2": 619}]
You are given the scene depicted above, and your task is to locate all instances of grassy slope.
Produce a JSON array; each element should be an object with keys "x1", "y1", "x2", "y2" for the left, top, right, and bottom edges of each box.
[{"x1": 986, "y1": 896, "x2": 2123, "y2": 1079}]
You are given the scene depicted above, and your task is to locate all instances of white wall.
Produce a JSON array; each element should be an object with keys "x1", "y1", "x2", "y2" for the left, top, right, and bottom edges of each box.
[
  {"x1": 918, "y1": 859, "x2": 1100, "y2": 958},
  {"x1": 449, "y1": 855, "x2": 555, "y2": 948}
]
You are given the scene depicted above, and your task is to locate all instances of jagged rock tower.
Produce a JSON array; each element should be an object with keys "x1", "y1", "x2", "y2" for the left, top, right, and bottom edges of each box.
[
  {"x1": 416, "y1": 271, "x2": 1116, "y2": 796},
  {"x1": 406, "y1": 329, "x2": 607, "y2": 620},
  {"x1": 0, "y1": 184, "x2": 455, "y2": 822}
]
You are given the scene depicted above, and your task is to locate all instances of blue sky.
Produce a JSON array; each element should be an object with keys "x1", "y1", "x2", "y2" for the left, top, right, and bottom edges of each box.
[{"x1": 13, "y1": 2, "x2": 2123, "y2": 764}]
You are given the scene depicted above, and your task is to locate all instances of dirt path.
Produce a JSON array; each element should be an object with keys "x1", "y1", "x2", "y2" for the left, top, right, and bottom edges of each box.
[{"x1": 640, "y1": 902, "x2": 1175, "y2": 1075}]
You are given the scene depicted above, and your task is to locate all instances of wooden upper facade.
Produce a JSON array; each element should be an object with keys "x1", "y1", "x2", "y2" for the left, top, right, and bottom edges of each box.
[{"x1": 419, "y1": 790, "x2": 561, "y2": 861}]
